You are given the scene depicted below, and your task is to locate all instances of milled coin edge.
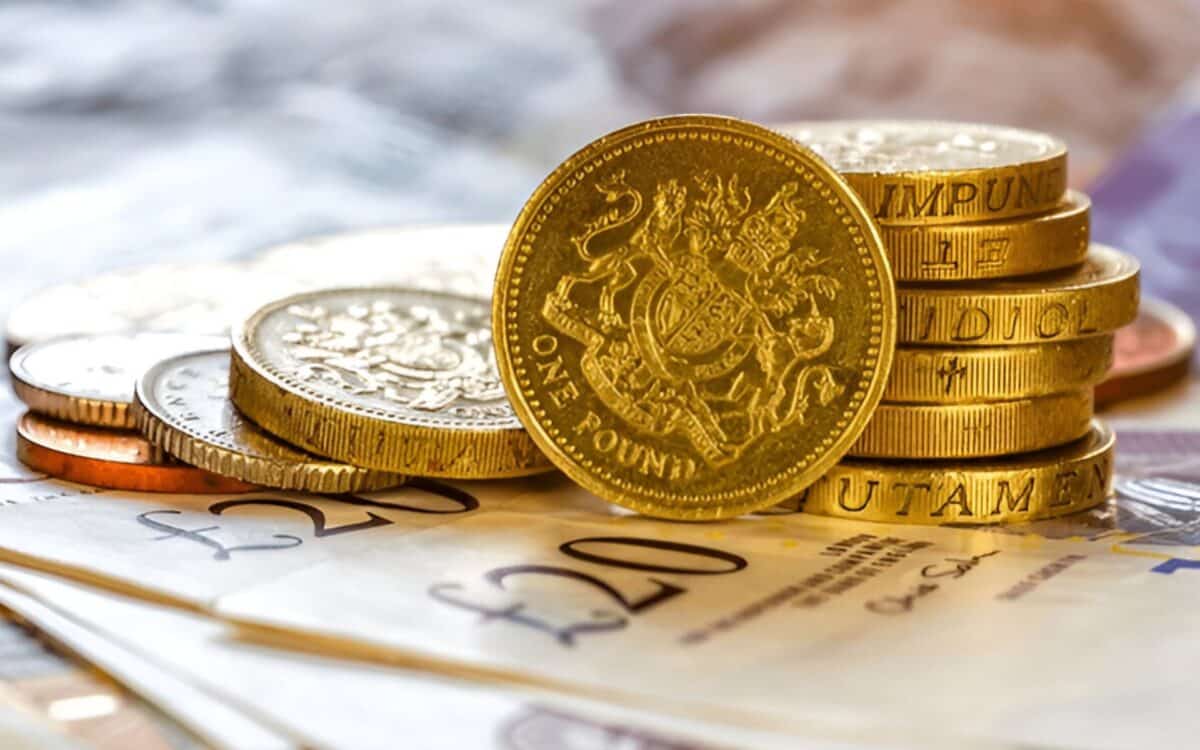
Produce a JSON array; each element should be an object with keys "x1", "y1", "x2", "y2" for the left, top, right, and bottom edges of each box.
[
  {"x1": 229, "y1": 292, "x2": 553, "y2": 478},
  {"x1": 801, "y1": 419, "x2": 1114, "y2": 524},
  {"x1": 133, "y1": 348, "x2": 405, "y2": 493}
]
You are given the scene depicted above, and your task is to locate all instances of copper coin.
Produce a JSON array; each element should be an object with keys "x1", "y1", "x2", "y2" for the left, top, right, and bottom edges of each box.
[
  {"x1": 15, "y1": 412, "x2": 257, "y2": 494},
  {"x1": 1096, "y1": 297, "x2": 1196, "y2": 408}
]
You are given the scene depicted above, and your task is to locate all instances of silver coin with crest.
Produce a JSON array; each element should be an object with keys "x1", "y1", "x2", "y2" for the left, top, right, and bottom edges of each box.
[
  {"x1": 10, "y1": 332, "x2": 228, "y2": 428},
  {"x1": 133, "y1": 348, "x2": 404, "y2": 493}
]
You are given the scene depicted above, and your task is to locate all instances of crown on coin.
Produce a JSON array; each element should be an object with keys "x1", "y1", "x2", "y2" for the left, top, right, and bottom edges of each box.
[{"x1": 725, "y1": 181, "x2": 806, "y2": 273}]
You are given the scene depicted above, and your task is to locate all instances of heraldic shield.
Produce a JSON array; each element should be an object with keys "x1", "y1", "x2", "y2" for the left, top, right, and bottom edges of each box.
[{"x1": 543, "y1": 170, "x2": 846, "y2": 467}]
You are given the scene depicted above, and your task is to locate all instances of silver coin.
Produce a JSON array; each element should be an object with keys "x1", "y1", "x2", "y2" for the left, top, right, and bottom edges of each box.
[
  {"x1": 779, "y1": 120, "x2": 1066, "y2": 173},
  {"x1": 9, "y1": 332, "x2": 229, "y2": 428},
  {"x1": 134, "y1": 349, "x2": 402, "y2": 492}
]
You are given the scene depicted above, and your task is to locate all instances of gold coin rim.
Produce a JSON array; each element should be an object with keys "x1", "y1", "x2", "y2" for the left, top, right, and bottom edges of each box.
[
  {"x1": 884, "y1": 335, "x2": 1114, "y2": 404},
  {"x1": 851, "y1": 390, "x2": 1094, "y2": 459},
  {"x1": 775, "y1": 120, "x2": 1068, "y2": 225},
  {"x1": 494, "y1": 114, "x2": 897, "y2": 519},
  {"x1": 133, "y1": 348, "x2": 405, "y2": 493},
  {"x1": 8, "y1": 332, "x2": 229, "y2": 429},
  {"x1": 880, "y1": 190, "x2": 1090, "y2": 282},
  {"x1": 896, "y1": 244, "x2": 1140, "y2": 345},
  {"x1": 802, "y1": 419, "x2": 1114, "y2": 524},
  {"x1": 230, "y1": 286, "x2": 553, "y2": 479}
]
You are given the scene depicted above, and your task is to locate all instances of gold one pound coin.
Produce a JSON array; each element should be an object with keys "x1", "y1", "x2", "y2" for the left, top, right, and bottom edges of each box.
[
  {"x1": 231, "y1": 287, "x2": 552, "y2": 478},
  {"x1": 779, "y1": 120, "x2": 1068, "y2": 225},
  {"x1": 494, "y1": 115, "x2": 896, "y2": 520}
]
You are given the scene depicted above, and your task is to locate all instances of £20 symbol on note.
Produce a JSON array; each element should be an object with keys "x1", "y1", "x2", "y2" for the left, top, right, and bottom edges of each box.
[
  {"x1": 429, "y1": 536, "x2": 748, "y2": 646},
  {"x1": 137, "y1": 480, "x2": 478, "y2": 561}
]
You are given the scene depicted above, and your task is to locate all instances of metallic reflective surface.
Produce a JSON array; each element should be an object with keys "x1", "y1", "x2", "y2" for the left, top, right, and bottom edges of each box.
[{"x1": 495, "y1": 115, "x2": 895, "y2": 519}]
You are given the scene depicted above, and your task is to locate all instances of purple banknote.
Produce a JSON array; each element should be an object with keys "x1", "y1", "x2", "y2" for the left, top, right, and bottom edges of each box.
[{"x1": 1091, "y1": 79, "x2": 1200, "y2": 326}]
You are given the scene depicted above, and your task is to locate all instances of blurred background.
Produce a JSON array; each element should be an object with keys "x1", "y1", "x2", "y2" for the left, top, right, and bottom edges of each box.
[{"x1": 2, "y1": 0, "x2": 1199, "y2": 321}]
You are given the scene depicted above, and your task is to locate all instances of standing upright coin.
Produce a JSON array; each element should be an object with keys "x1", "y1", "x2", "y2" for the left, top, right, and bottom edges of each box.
[
  {"x1": 779, "y1": 120, "x2": 1068, "y2": 225},
  {"x1": 230, "y1": 287, "x2": 552, "y2": 478},
  {"x1": 134, "y1": 349, "x2": 405, "y2": 493},
  {"x1": 9, "y1": 333, "x2": 227, "y2": 428},
  {"x1": 494, "y1": 115, "x2": 896, "y2": 520}
]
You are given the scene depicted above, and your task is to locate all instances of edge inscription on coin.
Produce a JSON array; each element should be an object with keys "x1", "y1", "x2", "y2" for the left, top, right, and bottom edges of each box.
[{"x1": 778, "y1": 120, "x2": 1069, "y2": 225}]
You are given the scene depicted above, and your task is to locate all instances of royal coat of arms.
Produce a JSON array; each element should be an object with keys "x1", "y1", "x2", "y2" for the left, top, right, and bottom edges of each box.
[
  {"x1": 543, "y1": 170, "x2": 845, "y2": 466},
  {"x1": 279, "y1": 298, "x2": 507, "y2": 419}
]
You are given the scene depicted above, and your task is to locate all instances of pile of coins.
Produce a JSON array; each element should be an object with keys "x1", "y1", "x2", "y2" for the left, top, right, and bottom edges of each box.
[
  {"x1": 5, "y1": 116, "x2": 1144, "y2": 526},
  {"x1": 8, "y1": 333, "x2": 259, "y2": 493},
  {"x1": 782, "y1": 121, "x2": 1139, "y2": 524}
]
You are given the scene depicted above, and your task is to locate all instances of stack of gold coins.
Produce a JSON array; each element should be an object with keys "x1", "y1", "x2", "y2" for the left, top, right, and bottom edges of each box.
[{"x1": 777, "y1": 121, "x2": 1139, "y2": 525}]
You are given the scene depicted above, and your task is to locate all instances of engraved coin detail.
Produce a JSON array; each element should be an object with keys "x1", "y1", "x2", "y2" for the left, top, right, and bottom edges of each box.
[
  {"x1": 9, "y1": 333, "x2": 227, "y2": 428},
  {"x1": 778, "y1": 120, "x2": 1068, "y2": 225},
  {"x1": 133, "y1": 349, "x2": 404, "y2": 492},
  {"x1": 231, "y1": 287, "x2": 552, "y2": 478},
  {"x1": 495, "y1": 115, "x2": 896, "y2": 520},
  {"x1": 897, "y1": 244, "x2": 1139, "y2": 346},
  {"x1": 802, "y1": 421, "x2": 1113, "y2": 524},
  {"x1": 886, "y1": 336, "x2": 1113, "y2": 404},
  {"x1": 850, "y1": 390, "x2": 1094, "y2": 459},
  {"x1": 878, "y1": 191, "x2": 1090, "y2": 282},
  {"x1": 15, "y1": 412, "x2": 256, "y2": 494}
]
